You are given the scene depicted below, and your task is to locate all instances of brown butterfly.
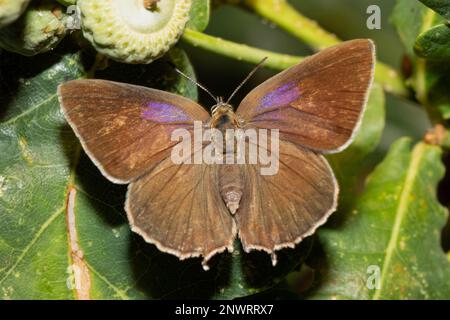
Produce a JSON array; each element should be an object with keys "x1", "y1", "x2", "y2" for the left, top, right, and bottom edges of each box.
[{"x1": 58, "y1": 39, "x2": 375, "y2": 270}]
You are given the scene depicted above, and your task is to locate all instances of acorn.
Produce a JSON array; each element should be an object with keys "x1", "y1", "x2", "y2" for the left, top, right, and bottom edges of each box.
[
  {"x1": 0, "y1": 0, "x2": 67, "y2": 56},
  {"x1": 78, "y1": 0, "x2": 192, "y2": 64},
  {"x1": 0, "y1": 0, "x2": 31, "y2": 28}
]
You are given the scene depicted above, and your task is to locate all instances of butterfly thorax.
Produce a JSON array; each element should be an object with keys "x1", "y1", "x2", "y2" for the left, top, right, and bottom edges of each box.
[
  {"x1": 210, "y1": 101, "x2": 242, "y2": 130},
  {"x1": 208, "y1": 101, "x2": 246, "y2": 215}
]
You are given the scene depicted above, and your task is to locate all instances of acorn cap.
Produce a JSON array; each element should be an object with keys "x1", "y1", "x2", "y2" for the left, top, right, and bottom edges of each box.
[{"x1": 79, "y1": 0, "x2": 192, "y2": 64}]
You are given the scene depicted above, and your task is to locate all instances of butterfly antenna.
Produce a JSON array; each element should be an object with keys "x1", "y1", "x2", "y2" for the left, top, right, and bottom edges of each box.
[
  {"x1": 226, "y1": 57, "x2": 268, "y2": 104},
  {"x1": 168, "y1": 62, "x2": 218, "y2": 103}
]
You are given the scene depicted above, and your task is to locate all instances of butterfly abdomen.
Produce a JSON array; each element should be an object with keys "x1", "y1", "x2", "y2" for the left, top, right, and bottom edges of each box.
[{"x1": 218, "y1": 164, "x2": 244, "y2": 215}]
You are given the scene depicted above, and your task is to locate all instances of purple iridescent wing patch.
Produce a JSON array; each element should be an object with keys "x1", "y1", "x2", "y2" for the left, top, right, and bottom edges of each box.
[
  {"x1": 257, "y1": 82, "x2": 300, "y2": 111},
  {"x1": 142, "y1": 102, "x2": 191, "y2": 123}
]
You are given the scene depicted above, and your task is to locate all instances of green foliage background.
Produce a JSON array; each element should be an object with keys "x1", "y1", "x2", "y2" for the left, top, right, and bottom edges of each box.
[{"x1": 0, "y1": 0, "x2": 450, "y2": 299}]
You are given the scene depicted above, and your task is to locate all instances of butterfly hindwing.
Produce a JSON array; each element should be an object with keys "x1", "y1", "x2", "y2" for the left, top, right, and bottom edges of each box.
[
  {"x1": 237, "y1": 140, "x2": 338, "y2": 261},
  {"x1": 236, "y1": 39, "x2": 375, "y2": 153},
  {"x1": 58, "y1": 79, "x2": 210, "y2": 183},
  {"x1": 126, "y1": 147, "x2": 236, "y2": 270}
]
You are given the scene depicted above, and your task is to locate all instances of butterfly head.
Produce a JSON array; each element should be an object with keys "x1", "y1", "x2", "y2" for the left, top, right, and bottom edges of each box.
[
  {"x1": 211, "y1": 97, "x2": 232, "y2": 115},
  {"x1": 210, "y1": 98, "x2": 242, "y2": 129}
]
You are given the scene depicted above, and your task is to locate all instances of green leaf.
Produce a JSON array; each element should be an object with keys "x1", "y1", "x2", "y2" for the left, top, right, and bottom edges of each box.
[
  {"x1": 392, "y1": 0, "x2": 449, "y2": 122},
  {"x1": 419, "y1": 0, "x2": 450, "y2": 19},
  {"x1": 415, "y1": 23, "x2": 450, "y2": 60},
  {"x1": 391, "y1": 0, "x2": 445, "y2": 55},
  {"x1": 0, "y1": 52, "x2": 86, "y2": 299},
  {"x1": 186, "y1": 0, "x2": 210, "y2": 32},
  {"x1": 307, "y1": 138, "x2": 450, "y2": 299}
]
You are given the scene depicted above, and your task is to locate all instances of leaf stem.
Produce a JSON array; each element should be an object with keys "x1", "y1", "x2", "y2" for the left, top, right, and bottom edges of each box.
[
  {"x1": 86, "y1": 53, "x2": 109, "y2": 78},
  {"x1": 241, "y1": 0, "x2": 409, "y2": 97},
  {"x1": 182, "y1": 28, "x2": 303, "y2": 70},
  {"x1": 244, "y1": 0, "x2": 340, "y2": 50},
  {"x1": 183, "y1": 27, "x2": 408, "y2": 97},
  {"x1": 413, "y1": 9, "x2": 443, "y2": 124}
]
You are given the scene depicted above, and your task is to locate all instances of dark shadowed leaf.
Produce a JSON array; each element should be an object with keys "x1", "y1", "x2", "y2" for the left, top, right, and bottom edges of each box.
[
  {"x1": 419, "y1": 0, "x2": 450, "y2": 19},
  {"x1": 95, "y1": 47, "x2": 199, "y2": 101},
  {"x1": 307, "y1": 138, "x2": 450, "y2": 299}
]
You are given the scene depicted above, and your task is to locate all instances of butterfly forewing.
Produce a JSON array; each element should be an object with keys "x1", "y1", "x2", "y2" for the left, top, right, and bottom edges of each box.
[
  {"x1": 236, "y1": 39, "x2": 375, "y2": 153},
  {"x1": 58, "y1": 79, "x2": 210, "y2": 183}
]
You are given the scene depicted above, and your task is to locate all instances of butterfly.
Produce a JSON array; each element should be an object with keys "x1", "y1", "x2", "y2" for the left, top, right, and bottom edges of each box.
[{"x1": 58, "y1": 39, "x2": 375, "y2": 270}]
